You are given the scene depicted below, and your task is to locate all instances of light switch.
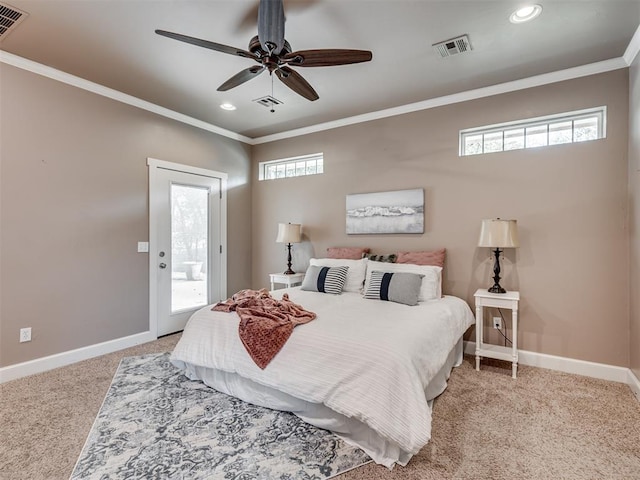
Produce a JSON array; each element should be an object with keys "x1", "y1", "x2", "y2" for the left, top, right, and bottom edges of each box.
[{"x1": 137, "y1": 242, "x2": 149, "y2": 253}]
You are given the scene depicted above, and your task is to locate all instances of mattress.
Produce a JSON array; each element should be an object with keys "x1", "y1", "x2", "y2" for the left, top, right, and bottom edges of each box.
[{"x1": 171, "y1": 288, "x2": 475, "y2": 468}]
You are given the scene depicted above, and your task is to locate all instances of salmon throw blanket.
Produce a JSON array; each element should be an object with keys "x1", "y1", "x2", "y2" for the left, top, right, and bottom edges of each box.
[{"x1": 212, "y1": 289, "x2": 317, "y2": 369}]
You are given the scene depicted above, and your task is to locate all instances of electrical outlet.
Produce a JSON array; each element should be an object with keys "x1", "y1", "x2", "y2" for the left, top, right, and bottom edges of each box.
[
  {"x1": 493, "y1": 317, "x2": 502, "y2": 329},
  {"x1": 20, "y1": 327, "x2": 32, "y2": 343}
]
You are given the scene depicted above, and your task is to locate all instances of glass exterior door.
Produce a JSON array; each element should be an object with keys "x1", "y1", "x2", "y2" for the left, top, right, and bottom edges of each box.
[
  {"x1": 151, "y1": 166, "x2": 222, "y2": 336},
  {"x1": 171, "y1": 184, "x2": 209, "y2": 312}
]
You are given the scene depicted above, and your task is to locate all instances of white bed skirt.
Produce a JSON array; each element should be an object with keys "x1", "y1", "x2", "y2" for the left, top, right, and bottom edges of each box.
[{"x1": 177, "y1": 337, "x2": 463, "y2": 468}]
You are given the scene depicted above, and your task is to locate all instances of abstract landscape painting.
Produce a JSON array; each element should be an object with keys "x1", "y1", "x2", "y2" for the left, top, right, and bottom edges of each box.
[{"x1": 346, "y1": 188, "x2": 424, "y2": 234}]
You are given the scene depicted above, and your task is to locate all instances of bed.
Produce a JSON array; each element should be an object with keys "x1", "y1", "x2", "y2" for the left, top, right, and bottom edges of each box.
[{"x1": 170, "y1": 258, "x2": 475, "y2": 468}]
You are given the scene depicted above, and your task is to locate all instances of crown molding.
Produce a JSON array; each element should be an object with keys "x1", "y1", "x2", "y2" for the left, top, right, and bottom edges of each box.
[
  {"x1": 0, "y1": 50, "x2": 253, "y2": 145},
  {"x1": 623, "y1": 24, "x2": 640, "y2": 66},
  {"x1": 1, "y1": 45, "x2": 633, "y2": 147},
  {"x1": 251, "y1": 56, "x2": 627, "y2": 144}
]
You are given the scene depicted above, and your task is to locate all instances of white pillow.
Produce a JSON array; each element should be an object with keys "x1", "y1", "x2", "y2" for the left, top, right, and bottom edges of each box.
[
  {"x1": 309, "y1": 257, "x2": 368, "y2": 293},
  {"x1": 364, "y1": 260, "x2": 442, "y2": 301}
]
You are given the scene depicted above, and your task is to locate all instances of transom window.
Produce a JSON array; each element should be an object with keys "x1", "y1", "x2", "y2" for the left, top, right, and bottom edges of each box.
[
  {"x1": 459, "y1": 106, "x2": 606, "y2": 156},
  {"x1": 259, "y1": 153, "x2": 324, "y2": 181}
]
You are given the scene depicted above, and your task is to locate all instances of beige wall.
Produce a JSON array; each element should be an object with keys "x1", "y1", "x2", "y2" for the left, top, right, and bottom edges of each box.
[
  {"x1": 252, "y1": 70, "x2": 630, "y2": 367},
  {"x1": 0, "y1": 64, "x2": 252, "y2": 367},
  {"x1": 1, "y1": 60, "x2": 634, "y2": 372},
  {"x1": 630, "y1": 54, "x2": 640, "y2": 378}
]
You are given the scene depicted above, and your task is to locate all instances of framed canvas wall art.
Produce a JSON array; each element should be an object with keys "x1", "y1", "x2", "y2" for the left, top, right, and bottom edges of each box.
[{"x1": 346, "y1": 188, "x2": 424, "y2": 234}]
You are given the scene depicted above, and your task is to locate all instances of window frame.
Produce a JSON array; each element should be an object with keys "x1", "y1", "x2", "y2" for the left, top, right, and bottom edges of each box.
[
  {"x1": 258, "y1": 152, "x2": 324, "y2": 181},
  {"x1": 459, "y1": 106, "x2": 607, "y2": 157}
]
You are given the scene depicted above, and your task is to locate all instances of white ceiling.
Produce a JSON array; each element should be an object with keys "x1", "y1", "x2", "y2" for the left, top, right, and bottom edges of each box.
[{"x1": 1, "y1": 0, "x2": 639, "y2": 141}]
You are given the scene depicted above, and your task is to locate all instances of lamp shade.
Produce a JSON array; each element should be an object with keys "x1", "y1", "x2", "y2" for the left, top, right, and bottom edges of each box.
[
  {"x1": 478, "y1": 219, "x2": 519, "y2": 248},
  {"x1": 276, "y1": 223, "x2": 301, "y2": 244}
]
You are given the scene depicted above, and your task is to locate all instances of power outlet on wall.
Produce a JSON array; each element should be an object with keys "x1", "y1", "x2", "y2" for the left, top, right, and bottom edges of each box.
[
  {"x1": 493, "y1": 317, "x2": 502, "y2": 329},
  {"x1": 20, "y1": 327, "x2": 32, "y2": 343}
]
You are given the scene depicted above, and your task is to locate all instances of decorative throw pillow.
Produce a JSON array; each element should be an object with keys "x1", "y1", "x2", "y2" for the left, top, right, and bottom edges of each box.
[
  {"x1": 364, "y1": 271, "x2": 424, "y2": 306},
  {"x1": 396, "y1": 248, "x2": 446, "y2": 268},
  {"x1": 362, "y1": 253, "x2": 397, "y2": 263},
  {"x1": 309, "y1": 258, "x2": 367, "y2": 293},
  {"x1": 364, "y1": 260, "x2": 442, "y2": 301},
  {"x1": 326, "y1": 247, "x2": 370, "y2": 259},
  {"x1": 301, "y1": 265, "x2": 349, "y2": 295}
]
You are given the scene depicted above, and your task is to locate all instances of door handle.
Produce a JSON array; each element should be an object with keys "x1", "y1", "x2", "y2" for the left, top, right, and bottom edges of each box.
[{"x1": 159, "y1": 263, "x2": 167, "y2": 269}]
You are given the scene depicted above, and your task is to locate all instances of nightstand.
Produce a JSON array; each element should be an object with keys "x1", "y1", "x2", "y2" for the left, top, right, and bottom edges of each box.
[
  {"x1": 269, "y1": 272, "x2": 305, "y2": 290},
  {"x1": 474, "y1": 288, "x2": 520, "y2": 378}
]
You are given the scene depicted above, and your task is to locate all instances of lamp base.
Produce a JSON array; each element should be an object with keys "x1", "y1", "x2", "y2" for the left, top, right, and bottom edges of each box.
[
  {"x1": 487, "y1": 248, "x2": 506, "y2": 294},
  {"x1": 283, "y1": 243, "x2": 295, "y2": 275}
]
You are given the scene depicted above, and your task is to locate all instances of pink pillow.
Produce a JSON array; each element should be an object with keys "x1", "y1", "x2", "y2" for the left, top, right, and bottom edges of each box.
[
  {"x1": 396, "y1": 248, "x2": 446, "y2": 268},
  {"x1": 326, "y1": 247, "x2": 370, "y2": 260}
]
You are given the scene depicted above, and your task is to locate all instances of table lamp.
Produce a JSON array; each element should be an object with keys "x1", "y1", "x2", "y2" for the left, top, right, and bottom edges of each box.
[
  {"x1": 478, "y1": 219, "x2": 519, "y2": 294},
  {"x1": 276, "y1": 223, "x2": 301, "y2": 274}
]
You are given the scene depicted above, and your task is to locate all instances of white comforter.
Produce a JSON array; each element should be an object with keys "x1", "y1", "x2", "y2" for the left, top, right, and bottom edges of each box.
[{"x1": 171, "y1": 289, "x2": 474, "y2": 462}]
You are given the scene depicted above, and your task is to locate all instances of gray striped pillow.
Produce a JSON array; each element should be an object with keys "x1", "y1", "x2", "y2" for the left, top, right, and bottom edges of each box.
[
  {"x1": 301, "y1": 265, "x2": 349, "y2": 295},
  {"x1": 364, "y1": 270, "x2": 424, "y2": 306}
]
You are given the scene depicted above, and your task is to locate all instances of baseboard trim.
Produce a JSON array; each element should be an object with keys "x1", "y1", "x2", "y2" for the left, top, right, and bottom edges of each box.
[
  {"x1": 464, "y1": 341, "x2": 630, "y2": 384},
  {"x1": 0, "y1": 331, "x2": 156, "y2": 384},
  {"x1": 628, "y1": 369, "x2": 640, "y2": 402},
  {"x1": 2, "y1": 336, "x2": 637, "y2": 398}
]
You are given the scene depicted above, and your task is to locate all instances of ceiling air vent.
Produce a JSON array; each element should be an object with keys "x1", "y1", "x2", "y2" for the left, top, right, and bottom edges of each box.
[
  {"x1": 253, "y1": 95, "x2": 283, "y2": 109},
  {"x1": 0, "y1": 2, "x2": 28, "y2": 41},
  {"x1": 432, "y1": 35, "x2": 472, "y2": 58}
]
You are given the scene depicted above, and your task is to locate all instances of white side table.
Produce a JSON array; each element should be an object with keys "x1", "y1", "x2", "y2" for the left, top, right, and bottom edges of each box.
[
  {"x1": 270, "y1": 272, "x2": 305, "y2": 290},
  {"x1": 474, "y1": 288, "x2": 520, "y2": 378}
]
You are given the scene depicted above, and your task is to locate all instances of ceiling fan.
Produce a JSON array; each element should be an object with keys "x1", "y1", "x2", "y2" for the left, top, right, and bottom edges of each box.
[{"x1": 155, "y1": 0, "x2": 373, "y2": 101}]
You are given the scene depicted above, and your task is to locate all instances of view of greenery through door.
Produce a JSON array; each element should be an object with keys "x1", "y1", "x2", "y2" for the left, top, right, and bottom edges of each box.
[{"x1": 171, "y1": 183, "x2": 209, "y2": 312}]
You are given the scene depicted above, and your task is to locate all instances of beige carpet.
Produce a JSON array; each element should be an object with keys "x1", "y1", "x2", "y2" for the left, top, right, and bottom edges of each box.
[{"x1": 1, "y1": 334, "x2": 638, "y2": 480}]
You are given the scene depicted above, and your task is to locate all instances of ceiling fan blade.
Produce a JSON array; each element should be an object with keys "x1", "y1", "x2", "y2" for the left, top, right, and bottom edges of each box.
[
  {"x1": 283, "y1": 49, "x2": 373, "y2": 67},
  {"x1": 155, "y1": 29, "x2": 256, "y2": 60},
  {"x1": 275, "y1": 66, "x2": 319, "y2": 101},
  {"x1": 258, "y1": 0, "x2": 285, "y2": 54},
  {"x1": 217, "y1": 66, "x2": 265, "y2": 91},
  {"x1": 237, "y1": 3, "x2": 260, "y2": 31}
]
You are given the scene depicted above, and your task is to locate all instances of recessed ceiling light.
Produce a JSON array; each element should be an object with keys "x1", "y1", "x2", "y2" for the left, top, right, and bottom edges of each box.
[
  {"x1": 220, "y1": 103, "x2": 236, "y2": 111},
  {"x1": 509, "y1": 4, "x2": 542, "y2": 23}
]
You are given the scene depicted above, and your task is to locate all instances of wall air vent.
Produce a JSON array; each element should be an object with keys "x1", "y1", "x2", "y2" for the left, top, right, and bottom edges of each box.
[
  {"x1": 253, "y1": 95, "x2": 283, "y2": 109},
  {"x1": 432, "y1": 35, "x2": 472, "y2": 58},
  {"x1": 0, "y1": 2, "x2": 28, "y2": 41}
]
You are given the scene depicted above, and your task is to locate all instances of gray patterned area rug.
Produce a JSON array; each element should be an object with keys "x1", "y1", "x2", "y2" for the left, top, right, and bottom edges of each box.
[{"x1": 71, "y1": 353, "x2": 370, "y2": 480}]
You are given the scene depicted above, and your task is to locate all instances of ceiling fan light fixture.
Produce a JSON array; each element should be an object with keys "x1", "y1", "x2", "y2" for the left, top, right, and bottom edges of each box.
[
  {"x1": 220, "y1": 103, "x2": 237, "y2": 111},
  {"x1": 510, "y1": 4, "x2": 542, "y2": 23}
]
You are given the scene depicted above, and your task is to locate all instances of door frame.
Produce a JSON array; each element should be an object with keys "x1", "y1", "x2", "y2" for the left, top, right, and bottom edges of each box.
[{"x1": 147, "y1": 157, "x2": 228, "y2": 338}]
